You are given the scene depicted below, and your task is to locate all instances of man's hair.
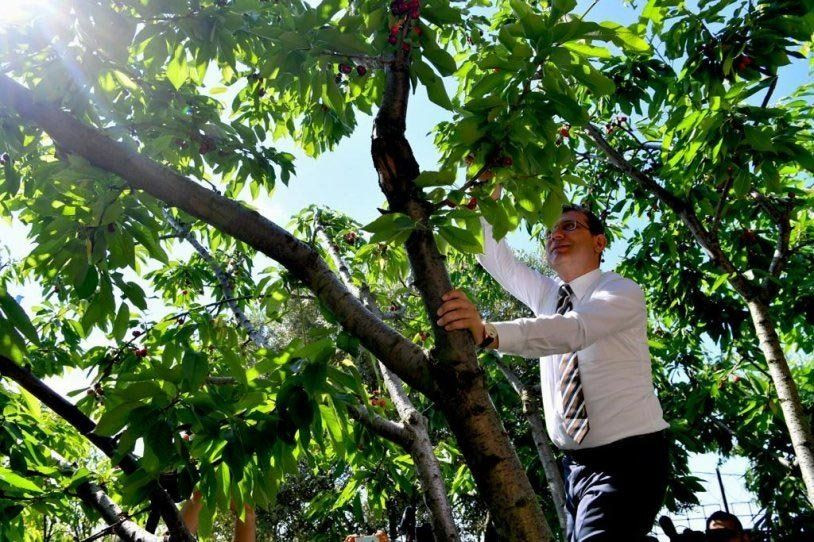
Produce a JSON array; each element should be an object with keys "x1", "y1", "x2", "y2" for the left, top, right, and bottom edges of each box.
[
  {"x1": 706, "y1": 511, "x2": 743, "y2": 533},
  {"x1": 562, "y1": 204, "x2": 606, "y2": 237}
]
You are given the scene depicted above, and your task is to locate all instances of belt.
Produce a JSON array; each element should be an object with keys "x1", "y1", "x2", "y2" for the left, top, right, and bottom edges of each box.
[{"x1": 565, "y1": 430, "x2": 667, "y2": 464}]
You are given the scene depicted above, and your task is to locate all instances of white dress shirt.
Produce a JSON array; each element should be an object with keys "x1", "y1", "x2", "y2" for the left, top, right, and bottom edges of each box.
[{"x1": 477, "y1": 220, "x2": 669, "y2": 450}]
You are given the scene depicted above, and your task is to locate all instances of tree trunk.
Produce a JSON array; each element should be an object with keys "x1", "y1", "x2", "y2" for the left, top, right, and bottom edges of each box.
[
  {"x1": 497, "y1": 361, "x2": 567, "y2": 533},
  {"x1": 746, "y1": 299, "x2": 814, "y2": 504},
  {"x1": 371, "y1": 63, "x2": 551, "y2": 541}
]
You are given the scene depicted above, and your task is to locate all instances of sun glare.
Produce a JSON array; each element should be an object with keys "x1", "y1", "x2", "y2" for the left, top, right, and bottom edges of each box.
[{"x1": 2, "y1": 0, "x2": 49, "y2": 26}]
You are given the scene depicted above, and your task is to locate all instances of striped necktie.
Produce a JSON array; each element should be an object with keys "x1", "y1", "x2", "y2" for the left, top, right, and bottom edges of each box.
[{"x1": 557, "y1": 284, "x2": 590, "y2": 444}]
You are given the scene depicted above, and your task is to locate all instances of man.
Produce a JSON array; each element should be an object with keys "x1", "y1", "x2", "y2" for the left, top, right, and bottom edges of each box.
[
  {"x1": 706, "y1": 511, "x2": 750, "y2": 542},
  {"x1": 436, "y1": 191, "x2": 670, "y2": 541}
]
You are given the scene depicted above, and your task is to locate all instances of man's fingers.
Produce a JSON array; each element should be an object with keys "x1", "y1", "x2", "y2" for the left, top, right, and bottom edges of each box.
[
  {"x1": 437, "y1": 308, "x2": 477, "y2": 327},
  {"x1": 441, "y1": 289, "x2": 467, "y2": 302},
  {"x1": 437, "y1": 298, "x2": 475, "y2": 316}
]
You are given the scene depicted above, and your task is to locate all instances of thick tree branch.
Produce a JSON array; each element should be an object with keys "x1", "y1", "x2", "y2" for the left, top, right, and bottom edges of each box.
[
  {"x1": 0, "y1": 74, "x2": 433, "y2": 394},
  {"x1": 0, "y1": 355, "x2": 193, "y2": 542},
  {"x1": 75, "y1": 481, "x2": 161, "y2": 542}
]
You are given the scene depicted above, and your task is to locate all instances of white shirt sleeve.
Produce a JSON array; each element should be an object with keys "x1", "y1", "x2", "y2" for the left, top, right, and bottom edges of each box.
[
  {"x1": 476, "y1": 218, "x2": 556, "y2": 313},
  {"x1": 492, "y1": 277, "x2": 646, "y2": 357}
]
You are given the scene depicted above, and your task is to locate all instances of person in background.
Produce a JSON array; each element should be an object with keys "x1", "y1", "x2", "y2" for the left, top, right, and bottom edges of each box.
[
  {"x1": 706, "y1": 511, "x2": 750, "y2": 542},
  {"x1": 180, "y1": 490, "x2": 256, "y2": 542}
]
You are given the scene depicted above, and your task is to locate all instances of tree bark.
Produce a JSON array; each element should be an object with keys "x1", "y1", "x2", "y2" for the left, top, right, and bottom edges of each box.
[
  {"x1": 0, "y1": 355, "x2": 194, "y2": 541},
  {"x1": 0, "y1": 73, "x2": 435, "y2": 396},
  {"x1": 746, "y1": 299, "x2": 814, "y2": 504},
  {"x1": 585, "y1": 123, "x2": 814, "y2": 506},
  {"x1": 316, "y1": 221, "x2": 460, "y2": 542},
  {"x1": 496, "y1": 361, "x2": 567, "y2": 533},
  {"x1": 371, "y1": 63, "x2": 551, "y2": 541},
  {"x1": 75, "y1": 481, "x2": 163, "y2": 542}
]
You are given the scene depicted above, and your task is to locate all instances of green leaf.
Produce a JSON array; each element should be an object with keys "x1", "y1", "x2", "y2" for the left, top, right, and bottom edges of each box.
[
  {"x1": 563, "y1": 41, "x2": 612, "y2": 59},
  {"x1": 166, "y1": 45, "x2": 189, "y2": 90},
  {"x1": 0, "y1": 467, "x2": 42, "y2": 493},
  {"x1": 0, "y1": 317, "x2": 26, "y2": 363},
  {"x1": 182, "y1": 349, "x2": 209, "y2": 390},
  {"x1": 547, "y1": 91, "x2": 589, "y2": 125},
  {"x1": 362, "y1": 213, "x2": 415, "y2": 243},
  {"x1": 75, "y1": 266, "x2": 99, "y2": 299},
  {"x1": 601, "y1": 21, "x2": 650, "y2": 53},
  {"x1": 422, "y1": 45, "x2": 457, "y2": 77},
  {"x1": 413, "y1": 61, "x2": 454, "y2": 111},
  {"x1": 112, "y1": 303, "x2": 130, "y2": 342},
  {"x1": 1, "y1": 160, "x2": 20, "y2": 195},
  {"x1": 744, "y1": 126, "x2": 774, "y2": 152},
  {"x1": 94, "y1": 402, "x2": 138, "y2": 437},
  {"x1": 438, "y1": 224, "x2": 482, "y2": 254},
  {"x1": 414, "y1": 170, "x2": 455, "y2": 187},
  {"x1": 0, "y1": 292, "x2": 38, "y2": 345}
]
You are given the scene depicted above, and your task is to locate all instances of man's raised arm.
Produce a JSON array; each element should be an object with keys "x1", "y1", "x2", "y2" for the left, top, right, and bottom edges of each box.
[{"x1": 477, "y1": 186, "x2": 556, "y2": 313}]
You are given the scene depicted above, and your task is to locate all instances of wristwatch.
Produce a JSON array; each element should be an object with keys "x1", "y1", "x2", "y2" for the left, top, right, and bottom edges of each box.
[{"x1": 478, "y1": 322, "x2": 498, "y2": 349}]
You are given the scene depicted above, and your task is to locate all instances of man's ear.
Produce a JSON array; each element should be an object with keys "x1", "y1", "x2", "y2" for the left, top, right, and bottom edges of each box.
[{"x1": 594, "y1": 233, "x2": 607, "y2": 254}]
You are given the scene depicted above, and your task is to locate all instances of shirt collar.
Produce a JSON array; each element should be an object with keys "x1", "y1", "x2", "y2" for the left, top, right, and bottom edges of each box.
[{"x1": 560, "y1": 268, "x2": 601, "y2": 301}]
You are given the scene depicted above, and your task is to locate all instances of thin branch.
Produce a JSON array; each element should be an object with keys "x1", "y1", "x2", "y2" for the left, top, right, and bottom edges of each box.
[
  {"x1": 760, "y1": 76, "x2": 779, "y2": 109},
  {"x1": 711, "y1": 174, "x2": 734, "y2": 234},
  {"x1": 347, "y1": 405, "x2": 412, "y2": 447},
  {"x1": 579, "y1": 0, "x2": 601, "y2": 19},
  {"x1": 494, "y1": 359, "x2": 567, "y2": 533},
  {"x1": 584, "y1": 123, "x2": 758, "y2": 300},
  {"x1": 163, "y1": 208, "x2": 270, "y2": 348}
]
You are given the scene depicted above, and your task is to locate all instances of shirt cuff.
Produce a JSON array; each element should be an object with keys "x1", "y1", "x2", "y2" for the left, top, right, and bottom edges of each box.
[{"x1": 491, "y1": 321, "x2": 524, "y2": 356}]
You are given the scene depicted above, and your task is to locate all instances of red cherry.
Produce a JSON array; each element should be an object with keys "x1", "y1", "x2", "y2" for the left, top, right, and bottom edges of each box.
[
  {"x1": 402, "y1": 42, "x2": 411, "y2": 52},
  {"x1": 413, "y1": 26, "x2": 422, "y2": 35},
  {"x1": 501, "y1": 156, "x2": 513, "y2": 167},
  {"x1": 419, "y1": 332, "x2": 428, "y2": 341},
  {"x1": 132, "y1": 330, "x2": 142, "y2": 337},
  {"x1": 466, "y1": 197, "x2": 478, "y2": 210},
  {"x1": 356, "y1": 65, "x2": 367, "y2": 76},
  {"x1": 136, "y1": 348, "x2": 148, "y2": 358},
  {"x1": 388, "y1": 35, "x2": 398, "y2": 45}
]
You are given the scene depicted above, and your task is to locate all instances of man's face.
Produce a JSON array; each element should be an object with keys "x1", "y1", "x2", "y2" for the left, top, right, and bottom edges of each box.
[
  {"x1": 707, "y1": 518, "x2": 746, "y2": 542},
  {"x1": 545, "y1": 211, "x2": 606, "y2": 275}
]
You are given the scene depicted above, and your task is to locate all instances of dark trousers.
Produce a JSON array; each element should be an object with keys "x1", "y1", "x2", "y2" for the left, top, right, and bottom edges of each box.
[{"x1": 563, "y1": 430, "x2": 669, "y2": 542}]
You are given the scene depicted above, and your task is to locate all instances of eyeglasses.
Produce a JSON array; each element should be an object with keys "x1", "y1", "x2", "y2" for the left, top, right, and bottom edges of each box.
[{"x1": 544, "y1": 219, "x2": 591, "y2": 240}]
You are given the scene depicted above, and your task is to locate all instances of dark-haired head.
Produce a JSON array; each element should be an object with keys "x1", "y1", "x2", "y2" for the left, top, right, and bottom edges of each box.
[
  {"x1": 706, "y1": 511, "x2": 743, "y2": 533},
  {"x1": 561, "y1": 204, "x2": 606, "y2": 237}
]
